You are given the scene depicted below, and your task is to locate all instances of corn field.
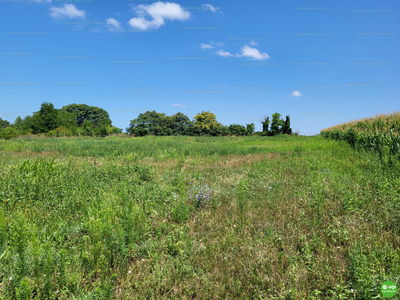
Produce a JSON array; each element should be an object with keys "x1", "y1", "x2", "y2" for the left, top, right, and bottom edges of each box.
[{"x1": 321, "y1": 111, "x2": 400, "y2": 164}]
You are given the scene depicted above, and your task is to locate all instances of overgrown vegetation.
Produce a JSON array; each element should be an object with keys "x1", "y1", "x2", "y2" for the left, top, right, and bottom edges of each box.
[
  {"x1": 0, "y1": 103, "x2": 122, "y2": 139},
  {"x1": 1, "y1": 105, "x2": 292, "y2": 139},
  {"x1": 321, "y1": 111, "x2": 400, "y2": 167},
  {"x1": 0, "y1": 135, "x2": 399, "y2": 299}
]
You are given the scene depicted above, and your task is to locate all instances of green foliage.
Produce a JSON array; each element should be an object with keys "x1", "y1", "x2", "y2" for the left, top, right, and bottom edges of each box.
[
  {"x1": 219, "y1": 125, "x2": 231, "y2": 136},
  {"x1": 321, "y1": 113, "x2": 400, "y2": 166},
  {"x1": 193, "y1": 111, "x2": 223, "y2": 136},
  {"x1": 40, "y1": 102, "x2": 59, "y2": 132},
  {"x1": 0, "y1": 208, "x2": 6, "y2": 253},
  {"x1": 57, "y1": 111, "x2": 79, "y2": 132},
  {"x1": 126, "y1": 110, "x2": 173, "y2": 136},
  {"x1": 13, "y1": 116, "x2": 23, "y2": 129},
  {"x1": 106, "y1": 125, "x2": 122, "y2": 135},
  {"x1": 169, "y1": 112, "x2": 194, "y2": 136},
  {"x1": 15, "y1": 277, "x2": 34, "y2": 300},
  {"x1": 246, "y1": 123, "x2": 255, "y2": 135},
  {"x1": 260, "y1": 113, "x2": 292, "y2": 136},
  {"x1": 270, "y1": 112, "x2": 283, "y2": 135},
  {"x1": 0, "y1": 127, "x2": 20, "y2": 139},
  {"x1": 61, "y1": 103, "x2": 112, "y2": 128},
  {"x1": 14, "y1": 115, "x2": 34, "y2": 135},
  {"x1": 282, "y1": 115, "x2": 292, "y2": 135},
  {"x1": 0, "y1": 117, "x2": 11, "y2": 128},
  {"x1": 228, "y1": 124, "x2": 247, "y2": 136},
  {"x1": 0, "y1": 135, "x2": 399, "y2": 298},
  {"x1": 261, "y1": 116, "x2": 270, "y2": 133}
]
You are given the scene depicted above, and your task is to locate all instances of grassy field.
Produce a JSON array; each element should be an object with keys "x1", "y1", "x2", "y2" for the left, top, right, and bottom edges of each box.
[{"x1": 0, "y1": 135, "x2": 399, "y2": 299}]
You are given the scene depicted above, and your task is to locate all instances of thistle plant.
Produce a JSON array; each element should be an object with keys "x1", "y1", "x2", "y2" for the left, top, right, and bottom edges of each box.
[{"x1": 187, "y1": 177, "x2": 211, "y2": 209}]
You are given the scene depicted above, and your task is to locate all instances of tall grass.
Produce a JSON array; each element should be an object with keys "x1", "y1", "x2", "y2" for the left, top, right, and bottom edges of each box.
[
  {"x1": 321, "y1": 111, "x2": 400, "y2": 167},
  {"x1": 0, "y1": 136, "x2": 399, "y2": 299}
]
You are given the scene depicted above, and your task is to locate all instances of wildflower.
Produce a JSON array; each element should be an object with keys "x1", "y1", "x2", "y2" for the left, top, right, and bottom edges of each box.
[
  {"x1": 278, "y1": 237, "x2": 281, "y2": 240},
  {"x1": 224, "y1": 257, "x2": 227, "y2": 259},
  {"x1": 128, "y1": 270, "x2": 132, "y2": 274},
  {"x1": 9, "y1": 277, "x2": 12, "y2": 281}
]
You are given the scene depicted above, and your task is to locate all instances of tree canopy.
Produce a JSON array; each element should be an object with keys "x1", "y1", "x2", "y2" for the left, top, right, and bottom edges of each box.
[
  {"x1": 0, "y1": 117, "x2": 10, "y2": 129},
  {"x1": 61, "y1": 104, "x2": 112, "y2": 127}
]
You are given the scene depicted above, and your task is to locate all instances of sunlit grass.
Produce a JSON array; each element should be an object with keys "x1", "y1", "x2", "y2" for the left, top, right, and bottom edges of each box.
[{"x1": 0, "y1": 136, "x2": 399, "y2": 299}]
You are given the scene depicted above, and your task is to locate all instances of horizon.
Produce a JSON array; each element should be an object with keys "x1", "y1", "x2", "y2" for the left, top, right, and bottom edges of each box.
[{"x1": 1, "y1": 0, "x2": 399, "y2": 135}]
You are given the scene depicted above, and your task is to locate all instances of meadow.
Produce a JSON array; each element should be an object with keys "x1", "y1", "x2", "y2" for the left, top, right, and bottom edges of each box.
[{"x1": 0, "y1": 135, "x2": 399, "y2": 299}]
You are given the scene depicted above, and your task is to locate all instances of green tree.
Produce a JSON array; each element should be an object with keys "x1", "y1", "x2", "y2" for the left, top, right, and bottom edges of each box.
[
  {"x1": 246, "y1": 123, "x2": 255, "y2": 135},
  {"x1": 169, "y1": 112, "x2": 193, "y2": 135},
  {"x1": 61, "y1": 104, "x2": 112, "y2": 128},
  {"x1": 261, "y1": 116, "x2": 270, "y2": 133},
  {"x1": 270, "y1": 112, "x2": 283, "y2": 136},
  {"x1": 0, "y1": 117, "x2": 10, "y2": 129},
  {"x1": 126, "y1": 111, "x2": 172, "y2": 136},
  {"x1": 193, "y1": 111, "x2": 222, "y2": 136},
  {"x1": 40, "y1": 102, "x2": 58, "y2": 132},
  {"x1": 81, "y1": 119, "x2": 95, "y2": 136},
  {"x1": 28, "y1": 102, "x2": 59, "y2": 134},
  {"x1": 16, "y1": 115, "x2": 34, "y2": 134},
  {"x1": 220, "y1": 125, "x2": 231, "y2": 136},
  {"x1": 229, "y1": 124, "x2": 247, "y2": 136},
  {"x1": 281, "y1": 115, "x2": 292, "y2": 135},
  {"x1": 57, "y1": 111, "x2": 78, "y2": 131},
  {"x1": 106, "y1": 125, "x2": 122, "y2": 135},
  {"x1": 0, "y1": 127, "x2": 20, "y2": 139},
  {"x1": 13, "y1": 116, "x2": 23, "y2": 129}
]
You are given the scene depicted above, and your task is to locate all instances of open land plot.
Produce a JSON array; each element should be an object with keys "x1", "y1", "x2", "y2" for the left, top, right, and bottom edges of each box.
[{"x1": 0, "y1": 135, "x2": 399, "y2": 299}]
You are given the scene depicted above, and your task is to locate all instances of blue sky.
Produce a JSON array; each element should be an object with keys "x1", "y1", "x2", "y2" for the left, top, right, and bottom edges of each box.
[{"x1": 1, "y1": 0, "x2": 399, "y2": 135}]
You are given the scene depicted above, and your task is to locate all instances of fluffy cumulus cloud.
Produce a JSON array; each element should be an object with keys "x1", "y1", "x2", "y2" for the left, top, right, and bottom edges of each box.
[
  {"x1": 50, "y1": 4, "x2": 85, "y2": 18},
  {"x1": 106, "y1": 18, "x2": 122, "y2": 31},
  {"x1": 250, "y1": 40, "x2": 258, "y2": 46},
  {"x1": 172, "y1": 103, "x2": 186, "y2": 108},
  {"x1": 129, "y1": 2, "x2": 190, "y2": 30},
  {"x1": 215, "y1": 49, "x2": 233, "y2": 57},
  {"x1": 292, "y1": 90, "x2": 302, "y2": 97},
  {"x1": 202, "y1": 4, "x2": 219, "y2": 12},
  {"x1": 200, "y1": 43, "x2": 213, "y2": 49},
  {"x1": 236, "y1": 45, "x2": 269, "y2": 60}
]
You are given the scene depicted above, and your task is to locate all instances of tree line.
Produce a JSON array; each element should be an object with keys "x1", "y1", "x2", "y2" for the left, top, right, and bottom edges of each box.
[{"x1": 0, "y1": 102, "x2": 293, "y2": 139}]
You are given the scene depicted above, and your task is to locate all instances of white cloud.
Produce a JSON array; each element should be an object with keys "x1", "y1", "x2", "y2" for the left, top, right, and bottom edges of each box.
[
  {"x1": 292, "y1": 90, "x2": 302, "y2": 97},
  {"x1": 249, "y1": 40, "x2": 258, "y2": 46},
  {"x1": 201, "y1": 43, "x2": 213, "y2": 49},
  {"x1": 202, "y1": 4, "x2": 218, "y2": 12},
  {"x1": 35, "y1": 0, "x2": 52, "y2": 3},
  {"x1": 236, "y1": 45, "x2": 269, "y2": 60},
  {"x1": 50, "y1": 4, "x2": 85, "y2": 19},
  {"x1": 172, "y1": 103, "x2": 186, "y2": 108},
  {"x1": 129, "y1": 2, "x2": 190, "y2": 30},
  {"x1": 106, "y1": 18, "x2": 121, "y2": 31},
  {"x1": 215, "y1": 49, "x2": 233, "y2": 57}
]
